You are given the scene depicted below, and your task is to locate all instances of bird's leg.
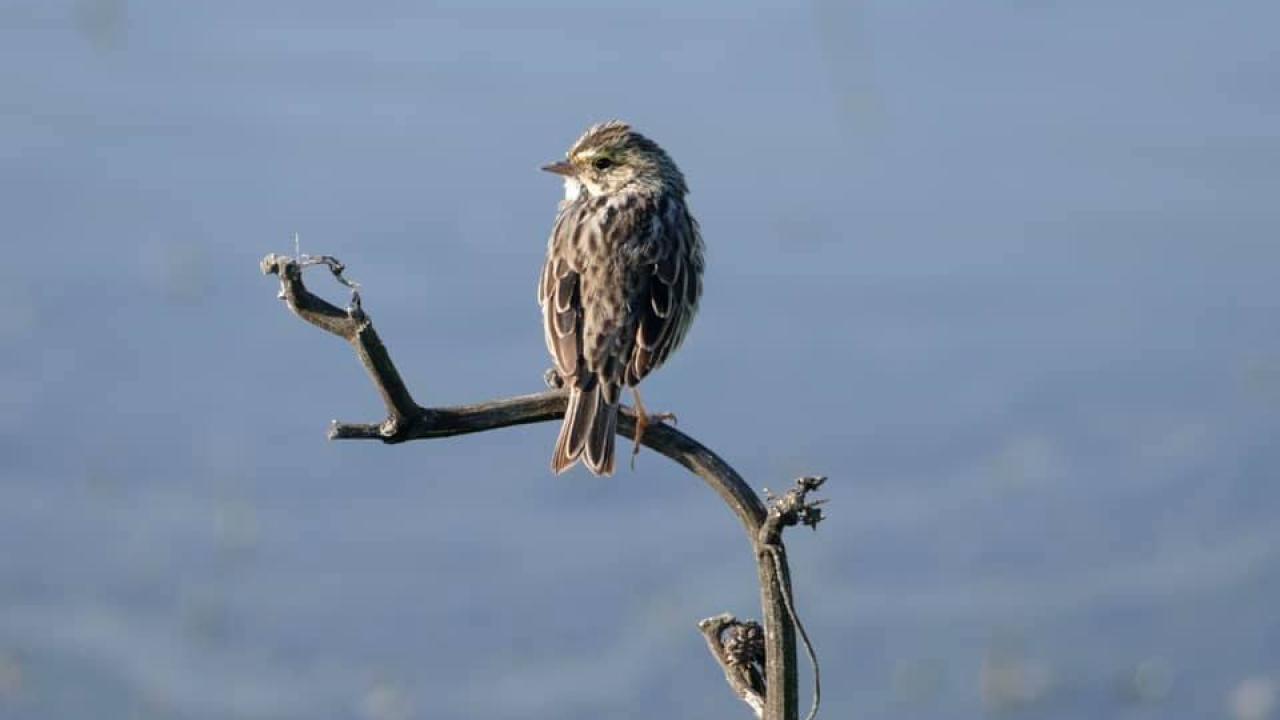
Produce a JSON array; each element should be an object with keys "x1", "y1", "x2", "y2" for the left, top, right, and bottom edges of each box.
[{"x1": 629, "y1": 387, "x2": 677, "y2": 469}]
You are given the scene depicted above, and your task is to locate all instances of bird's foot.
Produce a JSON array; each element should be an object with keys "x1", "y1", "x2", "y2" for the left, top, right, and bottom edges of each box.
[
  {"x1": 629, "y1": 388, "x2": 676, "y2": 470},
  {"x1": 544, "y1": 368, "x2": 565, "y2": 389}
]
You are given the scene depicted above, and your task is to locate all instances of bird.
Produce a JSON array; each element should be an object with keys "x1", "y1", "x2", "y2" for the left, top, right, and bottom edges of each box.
[{"x1": 537, "y1": 121, "x2": 705, "y2": 476}]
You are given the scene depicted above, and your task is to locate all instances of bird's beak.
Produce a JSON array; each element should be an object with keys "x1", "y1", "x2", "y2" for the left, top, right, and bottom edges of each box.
[{"x1": 541, "y1": 160, "x2": 576, "y2": 177}]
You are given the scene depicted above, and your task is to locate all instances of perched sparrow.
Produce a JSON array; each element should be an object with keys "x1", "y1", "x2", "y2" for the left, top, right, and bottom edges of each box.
[{"x1": 538, "y1": 121, "x2": 704, "y2": 476}]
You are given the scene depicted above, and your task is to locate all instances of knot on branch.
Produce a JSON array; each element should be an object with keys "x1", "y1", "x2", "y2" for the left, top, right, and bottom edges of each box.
[
  {"x1": 759, "y1": 476, "x2": 828, "y2": 548},
  {"x1": 699, "y1": 613, "x2": 767, "y2": 718},
  {"x1": 725, "y1": 621, "x2": 767, "y2": 676}
]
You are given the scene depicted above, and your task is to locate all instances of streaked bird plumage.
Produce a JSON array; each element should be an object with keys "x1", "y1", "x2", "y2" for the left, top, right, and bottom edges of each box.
[{"x1": 537, "y1": 121, "x2": 704, "y2": 475}]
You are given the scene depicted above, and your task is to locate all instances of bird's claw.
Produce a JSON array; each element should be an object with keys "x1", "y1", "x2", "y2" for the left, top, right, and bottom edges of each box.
[{"x1": 628, "y1": 407, "x2": 676, "y2": 470}]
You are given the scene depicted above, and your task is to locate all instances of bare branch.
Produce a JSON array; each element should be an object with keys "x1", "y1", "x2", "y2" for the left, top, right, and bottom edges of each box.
[
  {"x1": 761, "y1": 476, "x2": 828, "y2": 720},
  {"x1": 261, "y1": 253, "x2": 826, "y2": 720},
  {"x1": 261, "y1": 253, "x2": 419, "y2": 427}
]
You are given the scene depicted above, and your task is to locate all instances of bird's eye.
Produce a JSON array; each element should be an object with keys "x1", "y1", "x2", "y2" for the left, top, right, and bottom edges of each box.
[{"x1": 593, "y1": 157, "x2": 613, "y2": 170}]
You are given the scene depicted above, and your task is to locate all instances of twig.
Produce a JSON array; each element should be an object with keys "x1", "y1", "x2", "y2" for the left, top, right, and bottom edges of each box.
[{"x1": 260, "y1": 253, "x2": 826, "y2": 720}]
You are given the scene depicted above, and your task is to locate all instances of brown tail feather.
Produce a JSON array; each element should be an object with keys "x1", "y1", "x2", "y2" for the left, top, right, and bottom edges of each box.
[
  {"x1": 551, "y1": 384, "x2": 618, "y2": 476},
  {"x1": 583, "y1": 394, "x2": 618, "y2": 476}
]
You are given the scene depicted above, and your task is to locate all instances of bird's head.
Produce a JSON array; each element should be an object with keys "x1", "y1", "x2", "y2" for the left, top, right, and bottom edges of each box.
[{"x1": 542, "y1": 121, "x2": 687, "y2": 200}]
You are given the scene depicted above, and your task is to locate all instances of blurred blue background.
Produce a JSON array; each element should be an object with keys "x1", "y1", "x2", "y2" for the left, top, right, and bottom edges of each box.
[{"x1": 3, "y1": 1, "x2": 1279, "y2": 718}]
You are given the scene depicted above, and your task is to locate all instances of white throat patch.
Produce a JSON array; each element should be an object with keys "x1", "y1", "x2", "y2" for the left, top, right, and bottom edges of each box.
[{"x1": 563, "y1": 177, "x2": 585, "y2": 201}]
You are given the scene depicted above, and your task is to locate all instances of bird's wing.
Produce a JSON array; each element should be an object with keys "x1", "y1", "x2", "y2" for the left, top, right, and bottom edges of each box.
[
  {"x1": 539, "y1": 209, "x2": 584, "y2": 383},
  {"x1": 626, "y1": 200, "x2": 703, "y2": 386}
]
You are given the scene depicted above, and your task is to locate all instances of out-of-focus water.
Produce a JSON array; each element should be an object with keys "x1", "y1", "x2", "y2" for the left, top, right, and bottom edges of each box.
[{"x1": 3, "y1": 1, "x2": 1278, "y2": 718}]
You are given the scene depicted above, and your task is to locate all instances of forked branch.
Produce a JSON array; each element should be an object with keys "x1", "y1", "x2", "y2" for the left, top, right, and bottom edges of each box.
[{"x1": 260, "y1": 253, "x2": 825, "y2": 720}]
